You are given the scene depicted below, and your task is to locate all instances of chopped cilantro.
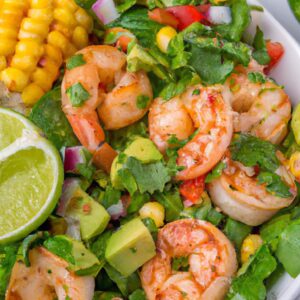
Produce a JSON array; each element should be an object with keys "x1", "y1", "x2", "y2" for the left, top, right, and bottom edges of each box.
[
  {"x1": 136, "y1": 94, "x2": 150, "y2": 109},
  {"x1": 230, "y1": 134, "x2": 291, "y2": 198},
  {"x1": 66, "y1": 54, "x2": 86, "y2": 70},
  {"x1": 252, "y1": 26, "x2": 271, "y2": 65},
  {"x1": 66, "y1": 82, "x2": 90, "y2": 107},
  {"x1": 76, "y1": 163, "x2": 95, "y2": 181},
  {"x1": 248, "y1": 72, "x2": 266, "y2": 83},
  {"x1": 172, "y1": 256, "x2": 189, "y2": 271},
  {"x1": 205, "y1": 161, "x2": 226, "y2": 183},
  {"x1": 100, "y1": 186, "x2": 121, "y2": 209},
  {"x1": 130, "y1": 247, "x2": 137, "y2": 253},
  {"x1": 192, "y1": 88, "x2": 200, "y2": 95}
]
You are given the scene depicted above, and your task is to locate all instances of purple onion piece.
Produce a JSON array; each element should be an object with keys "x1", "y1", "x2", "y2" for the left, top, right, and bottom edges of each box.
[
  {"x1": 208, "y1": 6, "x2": 232, "y2": 25},
  {"x1": 92, "y1": 0, "x2": 120, "y2": 25},
  {"x1": 64, "y1": 146, "x2": 87, "y2": 173}
]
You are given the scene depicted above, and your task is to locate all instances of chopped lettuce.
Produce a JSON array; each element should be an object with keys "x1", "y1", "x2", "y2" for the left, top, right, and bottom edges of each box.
[
  {"x1": 215, "y1": 0, "x2": 251, "y2": 42},
  {"x1": 129, "y1": 289, "x2": 147, "y2": 300},
  {"x1": 226, "y1": 245, "x2": 277, "y2": 300},
  {"x1": 155, "y1": 188, "x2": 183, "y2": 221},
  {"x1": 0, "y1": 244, "x2": 19, "y2": 297},
  {"x1": 289, "y1": 0, "x2": 300, "y2": 22}
]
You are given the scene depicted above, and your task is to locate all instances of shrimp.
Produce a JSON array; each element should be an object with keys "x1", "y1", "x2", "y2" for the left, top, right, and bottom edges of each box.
[
  {"x1": 226, "y1": 63, "x2": 291, "y2": 144},
  {"x1": 208, "y1": 152, "x2": 297, "y2": 226},
  {"x1": 140, "y1": 219, "x2": 237, "y2": 300},
  {"x1": 62, "y1": 45, "x2": 153, "y2": 172},
  {"x1": 149, "y1": 84, "x2": 233, "y2": 180},
  {"x1": 6, "y1": 247, "x2": 94, "y2": 300}
]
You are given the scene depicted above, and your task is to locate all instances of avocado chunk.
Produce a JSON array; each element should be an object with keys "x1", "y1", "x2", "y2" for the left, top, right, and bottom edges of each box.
[
  {"x1": 111, "y1": 138, "x2": 162, "y2": 189},
  {"x1": 105, "y1": 218, "x2": 156, "y2": 276},
  {"x1": 66, "y1": 187, "x2": 110, "y2": 240}
]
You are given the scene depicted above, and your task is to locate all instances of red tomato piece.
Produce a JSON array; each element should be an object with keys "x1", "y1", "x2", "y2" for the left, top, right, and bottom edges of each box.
[
  {"x1": 166, "y1": 6, "x2": 205, "y2": 30},
  {"x1": 179, "y1": 175, "x2": 206, "y2": 205},
  {"x1": 148, "y1": 8, "x2": 179, "y2": 29},
  {"x1": 264, "y1": 41, "x2": 284, "y2": 73}
]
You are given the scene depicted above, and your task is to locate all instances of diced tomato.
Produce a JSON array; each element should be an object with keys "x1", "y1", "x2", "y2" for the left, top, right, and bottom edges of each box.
[
  {"x1": 264, "y1": 41, "x2": 285, "y2": 73},
  {"x1": 105, "y1": 28, "x2": 134, "y2": 52},
  {"x1": 166, "y1": 6, "x2": 206, "y2": 30},
  {"x1": 148, "y1": 8, "x2": 180, "y2": 29},
  {"x1": 179, "y1": 176, "x2": 206, "y2": 205}
]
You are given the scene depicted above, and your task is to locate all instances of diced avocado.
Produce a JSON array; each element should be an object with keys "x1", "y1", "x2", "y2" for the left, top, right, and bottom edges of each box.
[
  {"x1": 124, "y1": 137, "x2": 162, "y2": 163},
  {"x1": 105, "y1": 218, "x2": 156, "y2": 276},
  {"x1": 44, "y1": 235, "x2": 101, "y2": 276},
  {"x1": 110, "y1": 138, "x2": 162, "y2": 189},
  {"x1": 66, "y1": 187, "x2": 110, "y2": 240}
]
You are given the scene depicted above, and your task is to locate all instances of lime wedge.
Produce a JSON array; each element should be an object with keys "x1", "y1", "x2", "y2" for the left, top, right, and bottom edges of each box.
[{"x1": 0, "y1": 108, "x2": 63, "y2": 244}]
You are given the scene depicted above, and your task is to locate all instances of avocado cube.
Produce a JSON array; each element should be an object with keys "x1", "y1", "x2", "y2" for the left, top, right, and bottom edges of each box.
[
  {"x1": 66, "y1": 187, "x2": 110, "y2": 240},
  {"x1": 105, "y1": 218, "x2": 156, "y2": 277}
]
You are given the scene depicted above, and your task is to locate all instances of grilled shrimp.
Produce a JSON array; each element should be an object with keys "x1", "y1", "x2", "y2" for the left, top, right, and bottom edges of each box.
[
  {"x1": 208, "y1": 153, "x2": 297, "y2": 226},
  {"x1": 149, "y1": 85, "x2": 233, "y2": 180},
  {"x1": 140, "y1": 219, "x2": 237, "y2": 300},
  {"x1": 227, "y1": 64, "x2": 291, "y2": 144},
  {"x1": 62, "y1": 45, "x2": 153, "y2": 171},
  {"x1": 6, "y1": 247, "x2": 94, "y2": 300}
]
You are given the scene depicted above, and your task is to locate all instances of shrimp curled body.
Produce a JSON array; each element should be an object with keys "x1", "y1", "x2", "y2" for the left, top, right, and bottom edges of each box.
[
  {"x1": 141, "y1": 219, "x2": 237, "y2": 300},
  {"x1": 149, "y1": 85, "x2": 233, "y2": 180},
  {"x1": 62, "y1": 45, "x2": 153, "y2": 172},
  {"x1": 6, "y1": 247, "x2": 94, "y2": 300}
]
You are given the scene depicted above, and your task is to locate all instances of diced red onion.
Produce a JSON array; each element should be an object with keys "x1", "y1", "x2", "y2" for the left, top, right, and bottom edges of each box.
[
  {"x1": 57, "y1": 178, "x2": 81, "y2": 217},
  {"x1": 107, "y1": 200, "x2": 126, "y2": 220},
  {"x1": 64, "y1": 146, "x2": 87, "y2": 173},
  {"x1": 207, "y1": 6, "x2": 232, "y2": 25},
  {"x1": 92, "y1": 0, "x2": 120, "y2": 25},
  {"x1": 184, "y1": 199, "x2": 194, "y2": 208},
  {"x1": 65, "y1": 216, "x2": 81, "y2": 241}
]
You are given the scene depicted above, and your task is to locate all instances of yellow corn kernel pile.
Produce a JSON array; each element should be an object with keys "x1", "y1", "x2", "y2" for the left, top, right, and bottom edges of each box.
[{"x1": 0, "y1": 0, "x2": 93, "y2": 105}]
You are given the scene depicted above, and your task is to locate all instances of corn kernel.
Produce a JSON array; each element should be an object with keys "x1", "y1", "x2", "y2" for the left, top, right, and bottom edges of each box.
[
  {"x1": 53, "y1": 8, "x2": 77, "y2": 28},
  {"x1": 47, "y1": 30, "x2": 68, "y2": 54},
  {"x1": 11, "y1": 55, "x2": 38, "y2": 72},
  {"x1": 64, "y1": 43, "x2": 77, "y2": 59},
  {"x1": 22, "y1": 83, "x2": 44, "y2": 105},
  {"x1": 16, "y1": 40, "x2": 44, "y2": 58},
  {"x1": 1, "y1": 67, "x2": 29, "y2": 92},
  {"x1": 0, "y1": 27, "x2": 18, "y2": 39},
  {"x1": 241, "y1": 234, "x2": 263, "y2": 264},
  {"x1": 21, "y1": 18, "x2": 50, "y2": 38},
  {"x1": 28, "y1": 8, "x2": 54, "y2": 24},
  {"x1": 30, "y1": 0, "x2": 52, "y2": 9},
  {"x1": 72, "y1": 26, "x2": 89, "y2": 49},
  {"x1": 0, "y1": 14, "x2": 23, "y2": 27},
  {"x1": 0, "y1": 39, "x2": 17, "y2": 56},
  {"x1": 75, "y1": 8, "x2": 93, "y2": 33},
  {"x1": 38, "y1": 57, "x2": 59, "y2": 78},
  {"x1": 156, "y1": 26, "x2": 177, "y2": 53},
  {"x1": 50, "y1": 21, "x2": 73, "y2": 39},
  {"x1": 1, "y1": 8, "x2": 24, "y2": 20},
  {"x1": 0, "y1": 56, "x2": 7, "y2": 71},
  {"x1": 53, "y1": 0, "x2": 78, "y2": 12},
  {"x1": 289, "y1": 152, "x2": 300, "y2": 179},
  {"x1": 31, "y1": 67, "x2": 53, "y2": 91},
  {"x1": 2, "y1": 1, "x2": 28, "y2": 12},
  {"x1": 139, "y1": 202, "x2": 165, "y2": 227},
  {"x1": 44, "y1": 44, "x2": 62, "y2": 65}
]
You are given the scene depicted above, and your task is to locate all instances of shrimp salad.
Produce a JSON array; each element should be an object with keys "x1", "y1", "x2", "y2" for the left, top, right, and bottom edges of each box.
[{"x1": 1, "y1": 0, "x2": 300, "y2": 300}]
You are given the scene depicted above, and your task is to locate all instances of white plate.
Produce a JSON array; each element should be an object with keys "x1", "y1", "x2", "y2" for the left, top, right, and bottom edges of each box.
[{"x1": 246, "y1": 1, "x2": 300, "y2": 299}]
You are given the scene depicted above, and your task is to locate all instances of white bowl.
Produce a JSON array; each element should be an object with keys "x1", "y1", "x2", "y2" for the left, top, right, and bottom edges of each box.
[{"x1": 246, "y1": 1, "x2": 300, "y2": 299}]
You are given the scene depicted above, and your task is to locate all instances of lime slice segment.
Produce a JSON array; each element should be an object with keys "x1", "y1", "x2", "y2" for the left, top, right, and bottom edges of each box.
[
  {"x1": 0, "y1": 110, "x2": 63, "y2": 244},
  {"x1": 0, "y1": 107, "x2": 38, "y2": 151}
]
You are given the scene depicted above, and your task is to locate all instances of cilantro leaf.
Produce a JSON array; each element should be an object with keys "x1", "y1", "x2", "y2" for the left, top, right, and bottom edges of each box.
[
  {"x1": 129, "y1": 289, "x2": 147, "y2": 300},
  {"x1": 227, "y1": 245, "x2": 277, "y2": 300},
  {"x1": 76, "y1": 163, "x2": 96, "y2": 181},
  {"x1": 123, "y1": 157, "x2": 170, "y2": 194},
  {"x1": 127, "y1": 192, "x2": 150, "y2": 214},
  {"x1": 117, "y1": 168, "x2": 138, "y2": 195},
  {"x1": 66, "y1": 82, "x2": 90, "y2": 107},
  {"x1": 172, "y1": 256, "x2": 189, "y2": 271},
  {"x1": 136, "y1": 95, "x2": 150, "y2": 109},
  {"x1": 66, "y1": 54, "x2": 86, "y2": 70},
  {"x1": 252, "y1": 26, "x2": 271, "y2": 65},
  {"x1": 142, "y1": 217, "x2": 158, "y2": 241},
  {"x1": 257, "y1": 172, "x2": 292, "y2": 198},
  {"x1": 248, "y1": 72, "x2": 266, "y2": 83},
  {"x1": 100, "y1": 186, "x2": 121, "y2": 209},
  {"x1": 230, "y1": 134, "x2": 279, "y2": 172},
  {"x1": 205, "y1": 161, "x2": 226, "y2": 183}
]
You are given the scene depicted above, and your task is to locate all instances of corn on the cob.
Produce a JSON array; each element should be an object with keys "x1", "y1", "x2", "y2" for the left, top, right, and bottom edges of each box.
[{"x1": 0, "y1": 0, "x2": 93, "y2": 104}]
